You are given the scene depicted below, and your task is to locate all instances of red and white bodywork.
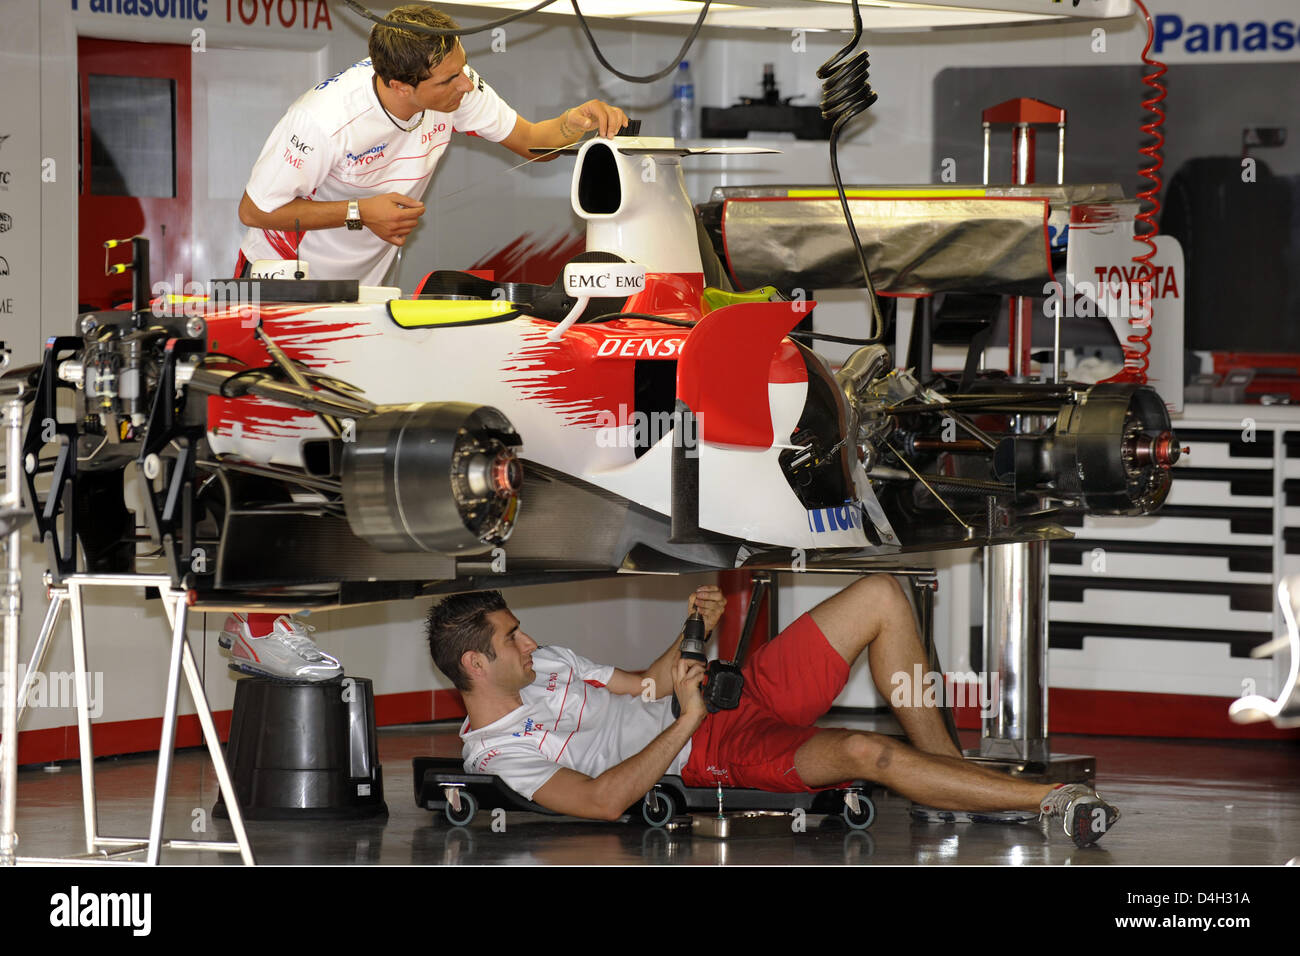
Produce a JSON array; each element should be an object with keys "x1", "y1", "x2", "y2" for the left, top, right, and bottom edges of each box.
[{"x1": 202, "y1": 138, "x2": 875, "y2": 552}]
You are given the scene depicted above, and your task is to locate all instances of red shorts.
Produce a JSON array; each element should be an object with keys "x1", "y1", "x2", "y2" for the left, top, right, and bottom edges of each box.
[{"x1": 681, "y1": 612, "x2": 849, "y2": 792}]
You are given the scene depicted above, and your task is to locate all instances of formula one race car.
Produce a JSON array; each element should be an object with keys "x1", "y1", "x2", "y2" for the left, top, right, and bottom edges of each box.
[{"x1": 16, "y1": 137, "x2": 1181, "y2": 609}]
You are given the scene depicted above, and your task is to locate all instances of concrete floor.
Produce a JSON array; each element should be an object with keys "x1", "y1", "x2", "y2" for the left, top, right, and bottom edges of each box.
[{"x1": 6, "y1": 719, "x2": 1299, "y2": 866}]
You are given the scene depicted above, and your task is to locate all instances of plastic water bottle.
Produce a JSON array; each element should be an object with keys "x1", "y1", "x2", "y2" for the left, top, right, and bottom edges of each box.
[{"x1": 672, "y1": 60, "x2": 696, "y2": 141}]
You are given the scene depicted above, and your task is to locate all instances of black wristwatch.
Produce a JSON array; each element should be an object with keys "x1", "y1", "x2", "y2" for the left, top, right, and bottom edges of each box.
[{"x1": 345, "y1": 199, "x2": 362, "y2": 231}]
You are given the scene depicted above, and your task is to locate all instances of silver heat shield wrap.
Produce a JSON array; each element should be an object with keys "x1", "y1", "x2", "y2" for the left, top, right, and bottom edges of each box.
[{"x1": 707, "y1": 184, "x2": 1127, "y2": 296}]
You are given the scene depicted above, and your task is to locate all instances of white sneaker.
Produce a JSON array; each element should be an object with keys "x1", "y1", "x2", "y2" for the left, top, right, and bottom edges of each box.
[
  {"x1": 1038, "y1": 782, "x2": 1120, "y2": 848},
  {"x1": 219, "y1": 613, "x2": 343, "y2": 683}
]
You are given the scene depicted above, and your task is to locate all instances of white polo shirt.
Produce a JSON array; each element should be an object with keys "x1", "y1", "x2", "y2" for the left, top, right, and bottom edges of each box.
[
  {"x1": 460, "y1": 645, "x2": 692, "y2": 802},
  {"x1": 239, "y1": 58, "x2": 518, "y2": 286}
]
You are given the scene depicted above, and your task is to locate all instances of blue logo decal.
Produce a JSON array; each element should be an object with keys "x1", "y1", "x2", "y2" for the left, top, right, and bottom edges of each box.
[
  {"x1": 1153, "y1": 14, "x2": 1297, "y2": 55},
  {"x1": 807, "y1": 503, "x2": 863, "y2": 534},
  {"x1": 512, "y1": 717, "x2": 543, "y2": 737},
  {"x1": 315, "y1": 58, "x2": 372, "y2": 91}
]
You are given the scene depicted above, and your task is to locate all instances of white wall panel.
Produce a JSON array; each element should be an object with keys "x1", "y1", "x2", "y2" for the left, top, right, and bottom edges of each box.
[
  {"x1": 192, "y1": 45, "x2": 325, "y2": 284},
  {"x1": 1, "y1": 0, "x2": 43, "y2": 365},
  {"x1": 1049, "y1": 636, "x2": 1275, "y2": 698},
  {"x1": 1051, "y1": 553, "x2": 1272, "y2": 587}
]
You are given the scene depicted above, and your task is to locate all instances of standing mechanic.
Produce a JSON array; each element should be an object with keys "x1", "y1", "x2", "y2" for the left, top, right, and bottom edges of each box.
[
  {"x1": 427, "y1": 579, "x2": 1121, "y2": 847},
  {"x1": 234, "y1": 2, "x2": 627, "y2": 284},
  {"x1": 222, "y1": 3, "x2": 628, "y2": 679}
]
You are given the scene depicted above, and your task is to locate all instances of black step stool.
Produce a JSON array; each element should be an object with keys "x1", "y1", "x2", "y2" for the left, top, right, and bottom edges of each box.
[{"x1": 215, "y1": 676, "x2": 387, "y2": 820}]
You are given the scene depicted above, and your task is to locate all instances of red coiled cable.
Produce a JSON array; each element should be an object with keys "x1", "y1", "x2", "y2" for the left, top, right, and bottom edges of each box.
[{"x1": 1107, "y1": 0, "x2": 1165, "y2": 385}]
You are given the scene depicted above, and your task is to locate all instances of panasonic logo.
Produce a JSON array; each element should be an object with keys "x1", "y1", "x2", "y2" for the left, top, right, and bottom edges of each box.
[{"x1": 1153, "y1": 14, "x2": 1299, "y2": 54}]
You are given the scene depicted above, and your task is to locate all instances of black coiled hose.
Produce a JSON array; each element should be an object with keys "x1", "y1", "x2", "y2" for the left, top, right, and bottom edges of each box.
[{"x1": 817, "y1": 0, "x2": 884, "y2": 343}]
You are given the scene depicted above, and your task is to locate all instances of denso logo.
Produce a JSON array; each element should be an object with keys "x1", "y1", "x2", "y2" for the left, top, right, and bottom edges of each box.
[
  {"x1": 421, "y1": 125, "x2": 448, "y2": 143},
  {"x1": 546, "y1": 672, "x2": 558, "y2": 692},
  {"x1": 1153, "y1": 14, "x2": 1299, "y2": 54},
  {"x1": 595, "y1": 337, "x2": 684, "y2": 359},
  {"x1": 808, "y1": 504, "x2": 862, "y2": 534}
]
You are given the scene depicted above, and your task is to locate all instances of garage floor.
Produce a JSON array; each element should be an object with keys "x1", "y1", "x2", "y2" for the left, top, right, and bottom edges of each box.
[{"x1": 7, "y1": 718, "x2": 1299, "y2": 866}]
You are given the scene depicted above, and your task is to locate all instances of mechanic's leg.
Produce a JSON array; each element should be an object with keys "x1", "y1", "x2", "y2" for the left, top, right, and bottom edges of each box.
[
  {"x1": 794, "y1": 729, "x2": 1053, "y2": 812},
  {"x1": 810, "y1": 576, "x2": 960, "y2": 758}
]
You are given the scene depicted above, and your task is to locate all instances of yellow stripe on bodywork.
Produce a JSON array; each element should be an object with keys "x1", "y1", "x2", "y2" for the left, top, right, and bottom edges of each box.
[
  {"x1": 702, "y1": 285, "x2": 780, "y2": 313},
  {"x1": 388, "y1": 299, "x2": 521, "y2": 329}
]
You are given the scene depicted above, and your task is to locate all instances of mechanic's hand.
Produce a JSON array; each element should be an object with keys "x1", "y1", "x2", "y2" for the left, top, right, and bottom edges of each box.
[
  {"x1": 687, "y1": 585, "x2": 726, "y2": 635},
  {"x1": 672, "y1": 657, "x2": 708, "y2": 721},
  {"x1": 564, "y1": 100, "x2": 630, "y2": 140},
  {"x1": 358, "y1": 192, "x2": 425, "y2": 246}
]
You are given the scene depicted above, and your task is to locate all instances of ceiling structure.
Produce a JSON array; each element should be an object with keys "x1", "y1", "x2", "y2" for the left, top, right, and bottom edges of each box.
[{"x1": 451, "y1": 0, "x2": 1134, "y2": 31}]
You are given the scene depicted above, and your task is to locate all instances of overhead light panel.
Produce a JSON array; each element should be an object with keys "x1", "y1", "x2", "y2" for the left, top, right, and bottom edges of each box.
[
  {"x1": 451, "y1": 0, "x2": 1134, "y2": 30},
  {"x1": 465, "y1": 0, "x2": 744, "y2": 15}
]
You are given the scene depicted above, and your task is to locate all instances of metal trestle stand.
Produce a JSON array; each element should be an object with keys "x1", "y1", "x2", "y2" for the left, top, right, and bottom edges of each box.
[
  {"x1": 0, "y1": 385, "x2": 254, "y2": 864},
  {"x1": 2, "y1": 572, "x2": 256, "y2": 865},
  {"x1": 2, "y1": 572, "x2": 255, "y2": 865}
]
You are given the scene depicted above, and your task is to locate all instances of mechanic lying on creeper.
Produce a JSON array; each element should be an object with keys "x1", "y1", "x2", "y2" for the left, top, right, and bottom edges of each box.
[{"x1": 427, "y1": 578, "x2": 1119, "y2": 847}]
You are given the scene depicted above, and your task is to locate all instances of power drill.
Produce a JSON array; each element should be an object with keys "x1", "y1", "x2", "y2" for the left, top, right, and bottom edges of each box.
[{"x1": 671, "y1": 610, "x2": 744, "y2": 717}]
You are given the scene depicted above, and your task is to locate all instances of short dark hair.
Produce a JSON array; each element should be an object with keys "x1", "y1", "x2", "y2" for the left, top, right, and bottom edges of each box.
[
  {"x1": 427, "y1": 590, "x2": 508, "y2": 692},
  {"x1": 369, "y1": 4, "x2": 460, "y2": 87}
]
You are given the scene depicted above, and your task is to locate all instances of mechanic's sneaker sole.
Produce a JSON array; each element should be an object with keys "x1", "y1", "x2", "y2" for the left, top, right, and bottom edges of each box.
[
  {"x1": 226, "y1": 661, "x2": 343, "y2": 684},
  {"x1": 910, "y1": 805, "x2": 1040, "y2": 825},
  {"x1": 1065, "y1": 796, "x2": 1120, "y2": 848},
  {"x1": 1040, "y1": 783, "x2": 1120, "y2": 848}
]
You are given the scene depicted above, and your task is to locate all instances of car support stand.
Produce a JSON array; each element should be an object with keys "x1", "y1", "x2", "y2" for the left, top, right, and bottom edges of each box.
[
  {"x1": 0, "y1": 570, "x2": 255, "y2": 865},
  {"x1": 976, "y1": 99, "x2": 1092, "y2": 786}
]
